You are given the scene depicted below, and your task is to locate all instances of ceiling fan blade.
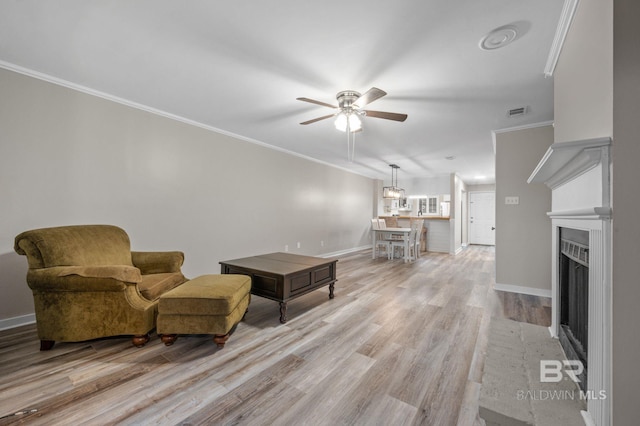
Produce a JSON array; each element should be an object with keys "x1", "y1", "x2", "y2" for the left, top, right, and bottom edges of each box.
[
  {"x1": 354, "y1": 87, "x2": 387, "y2": 108},
  {"x1": 363, "y1": 110, "x2": 408, "y2": 122},
  {"x1": 300, "y1": 114, "x2": 335, "y2": 125},
  {"x1": 296, "y1": 97, "x2": 337, "y2": 109}
]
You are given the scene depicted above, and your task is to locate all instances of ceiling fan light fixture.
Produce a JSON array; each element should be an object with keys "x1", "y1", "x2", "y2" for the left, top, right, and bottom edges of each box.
[
  {"x1": 334, "y1": 112, "x2": 348, "y2": 132},
  {"x1": 334, "y1": 110, "x2": 362, "y2": 132},
  {"x1": 297, "y1": 87, "x2": 407, "y2": 161},
  {"x1": 348, "y1": 113, "x2": 362, "y2": 132}
]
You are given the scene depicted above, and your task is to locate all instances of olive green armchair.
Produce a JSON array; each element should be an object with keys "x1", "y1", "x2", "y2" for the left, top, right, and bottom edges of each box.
[{"x1": 14, "y1": 225, "x2": 188, "y2": 350}]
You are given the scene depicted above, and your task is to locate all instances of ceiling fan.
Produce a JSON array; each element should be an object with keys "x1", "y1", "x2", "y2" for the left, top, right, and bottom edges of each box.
[{"x1": 297, "y1": 87, "x2": 408, "y2": 132}]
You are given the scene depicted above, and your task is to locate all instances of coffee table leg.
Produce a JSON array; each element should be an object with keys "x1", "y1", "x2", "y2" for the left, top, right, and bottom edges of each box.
[
  {"x1": 279, "y1": 302, "x2": 288, "y2": 323},
  {"x1": 329, "y1": 282, "x2": 335, "y2": 299}
]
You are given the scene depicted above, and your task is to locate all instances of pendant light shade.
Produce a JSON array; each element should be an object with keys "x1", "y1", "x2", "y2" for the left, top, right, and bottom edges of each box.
[{"x1": 382, "y1": 164, "x2": 405, "y2": 199}]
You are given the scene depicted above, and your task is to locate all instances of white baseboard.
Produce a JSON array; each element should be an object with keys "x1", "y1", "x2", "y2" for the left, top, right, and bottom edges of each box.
[
  {"x1": 493, "y1": 283, "x2": 552, "y2": 298},
  {"x1": 320, "y1": 245, "x2": 371, "y2": 258},
  {"x1": 0, "y1": 313, "x2": 36, "y2": 331}
]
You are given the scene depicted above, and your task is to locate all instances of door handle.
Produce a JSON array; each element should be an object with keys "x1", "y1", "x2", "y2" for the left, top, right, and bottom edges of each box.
[{"x1": 491, "y1": 227, "x2": 495, "y2": 231}]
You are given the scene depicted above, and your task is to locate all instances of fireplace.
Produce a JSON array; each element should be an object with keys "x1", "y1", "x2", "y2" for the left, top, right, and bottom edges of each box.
[
  {"x1": 558, "y1": 227, "x2": 589, "y2": 390},
  {"x1": 528, "y1": 136, "x2": 611, "y2": 426}
]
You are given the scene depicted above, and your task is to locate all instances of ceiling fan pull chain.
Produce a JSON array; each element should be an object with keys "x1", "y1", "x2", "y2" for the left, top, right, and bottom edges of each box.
[
  {"x1": 346, "y1": 125, "x2": 356, "y2": 163},
  {"x1": 351, "y1": 130, "x2": 356, "y2": 162}
]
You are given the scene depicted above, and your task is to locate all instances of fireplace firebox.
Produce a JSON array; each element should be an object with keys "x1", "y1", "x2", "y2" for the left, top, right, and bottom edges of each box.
[{"x1": 558, "y1": 227, "x2": 589, "y2": 391}]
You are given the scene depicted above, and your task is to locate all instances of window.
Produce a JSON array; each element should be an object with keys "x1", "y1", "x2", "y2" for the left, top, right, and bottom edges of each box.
[
  {"x1": 418, "y1": 196, "x2": 439, "y2": 215},
  {"x1": 427, "y1": 196, "x2": 438, "y2": 214}
]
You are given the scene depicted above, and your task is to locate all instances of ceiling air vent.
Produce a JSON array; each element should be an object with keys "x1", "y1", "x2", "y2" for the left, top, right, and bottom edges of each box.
[{"x1": 508, "y1": 106, "x2": 527, "y2": 117}]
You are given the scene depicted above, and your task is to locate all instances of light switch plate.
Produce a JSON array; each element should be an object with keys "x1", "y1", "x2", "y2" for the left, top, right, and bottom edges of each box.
[{"x1": 505, "y1": 196, "x2": 520, "y2": 205}]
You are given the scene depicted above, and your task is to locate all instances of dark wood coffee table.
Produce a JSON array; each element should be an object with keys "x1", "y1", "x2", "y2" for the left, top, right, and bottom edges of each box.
[{"x1": 220, "y1": 252, "x2": 337, "y2": 323}]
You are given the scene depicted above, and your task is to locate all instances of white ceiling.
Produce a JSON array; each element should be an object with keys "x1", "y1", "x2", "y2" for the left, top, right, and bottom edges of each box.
[{"x1": 0, "y1": 1, "x2": 564, "y2": 184}]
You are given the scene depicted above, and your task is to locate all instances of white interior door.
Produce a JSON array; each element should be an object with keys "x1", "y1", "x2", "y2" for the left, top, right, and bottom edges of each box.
[{"x1": 469, "y1": 192, "x2": 495, "y2": 245}]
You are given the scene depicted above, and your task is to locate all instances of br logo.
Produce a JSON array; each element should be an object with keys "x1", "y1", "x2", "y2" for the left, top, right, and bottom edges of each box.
[{"x1": 540, "y1": 360, "x2": 584, "y2": 383}]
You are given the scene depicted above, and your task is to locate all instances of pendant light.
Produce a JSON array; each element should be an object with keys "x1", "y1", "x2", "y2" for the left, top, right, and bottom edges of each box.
[{"x1": 382, "y1": 164, "x2": 405, "y2": 199}]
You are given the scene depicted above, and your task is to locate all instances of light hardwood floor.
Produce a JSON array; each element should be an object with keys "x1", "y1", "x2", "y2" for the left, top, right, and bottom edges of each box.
[{"x1": 0, "y1": 246, "x2": 550, "y2": 425}]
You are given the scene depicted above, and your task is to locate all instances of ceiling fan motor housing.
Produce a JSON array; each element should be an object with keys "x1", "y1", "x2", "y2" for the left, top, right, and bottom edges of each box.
[{"x1": 336, "y1": 91, "x2": 361, "y2": 110}]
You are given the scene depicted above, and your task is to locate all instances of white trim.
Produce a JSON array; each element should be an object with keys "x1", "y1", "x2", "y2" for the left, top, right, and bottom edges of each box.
[
  {"x1": 547, "y1": 207, "x2": 611, "y2": 220},
  {"x1": 581, "y1": 410, "x2": 596, "y2": 426},
  {"x1": 0, "y1": 313, "x2": 36, "y2": 331},
  {"x1": 527, "y1": 137, "x2": 611, "y2": 188},
  {"x1": 544, "y1": 0, "x2": 580, "y2": 77},
  {"x1": 550, "y1": 217, "x2": 611, "y2": 426},
  {"x1": 492, "y1": 120, "x2": 555, "y2": 135},
  {"x1": 319, "y1": 245, "x2": 371, "y2": 258},
  {"x1": 0, "y1": 60, "x2": 370, "y2": 180},
  {"x1": 493, "y1": 283, "x2": 552, "y2": 298}
]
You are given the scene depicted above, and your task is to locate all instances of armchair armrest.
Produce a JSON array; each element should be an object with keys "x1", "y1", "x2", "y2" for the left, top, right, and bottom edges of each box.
[
  {"x1": 131, "y1": 251, "x2": 184, "y2": 275},
  {"x1": 26, "y1": 266, "x2": 139, "y2": 292}
]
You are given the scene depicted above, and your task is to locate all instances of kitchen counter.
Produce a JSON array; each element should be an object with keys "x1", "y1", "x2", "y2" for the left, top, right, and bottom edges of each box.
[
  {"x1": 379, "y1": 215, "x2": 450, "y2": 221},
  {"x1": 378, "y1": 216, "x2": 451, "y2": 253}
]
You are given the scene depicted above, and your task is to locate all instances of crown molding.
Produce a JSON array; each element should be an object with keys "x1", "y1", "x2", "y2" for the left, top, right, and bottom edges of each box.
[
  {"x1": 0, "y1": 61, "x2": 373, "y2": 180},
  {"x1": 543, "y1": 0, "x2": 580, "y2": 77},
  {"x1": 491, "y1": 120, "x2": 554, "y2": 154}
]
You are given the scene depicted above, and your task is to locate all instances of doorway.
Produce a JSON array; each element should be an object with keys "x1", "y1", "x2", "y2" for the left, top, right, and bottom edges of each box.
[{"x1": 469, "y1": 191, "x2": 495, "y2": 245}]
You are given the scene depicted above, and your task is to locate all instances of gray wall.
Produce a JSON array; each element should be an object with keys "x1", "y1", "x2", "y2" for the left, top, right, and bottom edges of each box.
[
  {"x1": 467, "y1": 184, "x2": 496, "y2": 192},
  {"x1": 0, "y1": 68, "x2": 375, "y2": 324},
  {"x1": 555, "y1": 0, "x2": 639, "y2": 422},
  {"x1": 554, "y1": 0, "x2": 612, "y2": 143},
  {"x1": 612, "y1": 0, "x2": 640, "y2": 420},
  {"x1": 495, "y1": 125, "x2": 552, "y2": 294},
  {"x1": 406, "y1": 175, "x2": 450, "y2": 196}
]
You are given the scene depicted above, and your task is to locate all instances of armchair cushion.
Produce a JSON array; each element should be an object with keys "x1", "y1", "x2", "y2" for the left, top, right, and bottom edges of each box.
[
  {"x1": 138, "y1": 272, "x2": 187, "y2": 301},
  {"x1": 27, "y1": 268, "x2": 130, "y2": 292},
  {"x1": 57, "y1": 265, "x2": 142, "y2": 283}
]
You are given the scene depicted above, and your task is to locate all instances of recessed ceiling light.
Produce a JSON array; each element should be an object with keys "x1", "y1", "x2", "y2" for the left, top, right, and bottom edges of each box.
[
  {"x1": 480, "y1": 25, "x2": 519, "y2": 50},
  {"x1": 474, "y1": 175, "x2": 486, "y2": 180}
]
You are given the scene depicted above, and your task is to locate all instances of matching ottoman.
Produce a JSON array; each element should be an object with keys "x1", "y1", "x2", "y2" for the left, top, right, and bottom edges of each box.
[{"x1": 157, "y1": 274, "x2": 251, "y2": 348}]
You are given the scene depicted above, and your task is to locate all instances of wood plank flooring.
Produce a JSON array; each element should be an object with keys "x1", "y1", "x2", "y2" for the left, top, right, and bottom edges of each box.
[{"x1": 0, "y1": 246, "x2": 551, "y2": 425}]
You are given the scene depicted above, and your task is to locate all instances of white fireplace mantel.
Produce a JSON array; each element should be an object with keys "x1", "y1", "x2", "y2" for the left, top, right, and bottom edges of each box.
[
  {"x1": 528, "y1": 136, "x2": 611, "y2": 190},
  {"x1": 529, "y1": 136, "x2": 612, "y2": 426}
]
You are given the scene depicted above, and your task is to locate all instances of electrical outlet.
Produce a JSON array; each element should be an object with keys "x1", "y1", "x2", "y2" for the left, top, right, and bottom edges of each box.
[
  {"x1": 297, "y1": 242, "x2": 301, "y2": 249},
  {"x1": 285, "y1": 245, "x2": 289, "y2": 252},
  {"x1": 505, "y1": 196, "x2": 520, "y2": 205},
  {"x1": 321, "y1": 240, "x2": 324, "y2": 247}
]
